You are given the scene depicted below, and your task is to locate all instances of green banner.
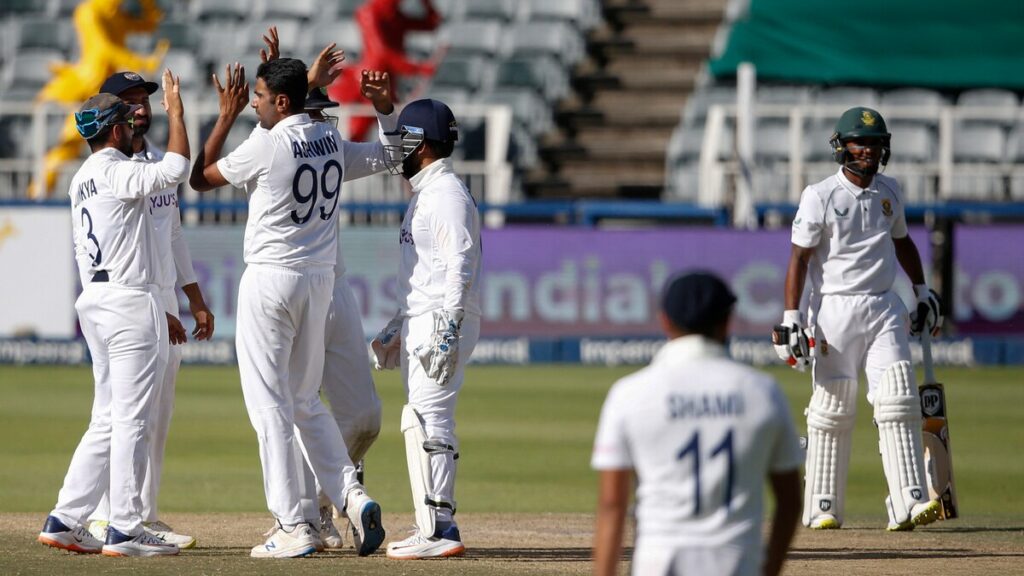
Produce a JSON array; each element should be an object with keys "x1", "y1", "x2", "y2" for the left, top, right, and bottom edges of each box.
[{"x1": 710, "y1": 0, "x2": 1024, "y2": 88}]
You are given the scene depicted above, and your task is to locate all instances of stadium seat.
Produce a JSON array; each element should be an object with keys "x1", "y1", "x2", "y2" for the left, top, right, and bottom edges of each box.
[
  {"x1": 191, "y1": 0, "x2": 249, "y2": 22},
  {"x1": 680, "y1": 85, "x2": 737, "y2": 128},
  {"x1": 480, "y1": 88, "x2": 552, "y2": 136},
  {"x1": 432, "y1": 55, "x2": 495, "y2": 93},
  {"x1": 463, "y1": 0, "x2": 520, "y2": 23},
  {"x1": 957, "y1": 88, "x2": 1019, "y2": 127},
  {"x1": 242, "y1": 21, "x2": 306, "y2": 58},
  {"x1": 953, "y1": 124, "x2": 1005, "y2": 163},
  {"x1": 803, "y1": 121, "x2": 835, "y2": 161},
  {"x1": 495, "y1": 56, "x2": 569, "y2": 103},
  {"x1": 664, "y1": 161, "x2": 700, "y2": 202},
  {"x1": 257, "y1": 0, "x2": 317, "y2": 22},
  {"x1": 508, "y1": 21, "x2": 585, "y2": 65},
  {"x1": 816, "y1": 86, "x2": 880, "y2": 109},
  {"x1": 311, "y1": 20, "x2": 363, "y2": 62},
  {"x1": 889, "y1": 122, "x2": 935, "y2": 163},
  {"x1": 755, "y1": 120, "x2": 793, "y2": 163},
  {"x1": 880, "y1": 88, "x2": 946, "y2": 114},
  {"x1": 757, "y1": 85, "x2": 814, "y2": 106},
  {"x1": 1, "y1": 51, "x2": 64, "y2": 100},
  {"x1": 10, "y1": 18, "x2": 74, "y2": 58},
  {"x1": 162, "y1": 51, "x2": 200, "y2": 91},
  {"x1": 335, "y1": 0, "x2": 364, "y2": 18},
  {"x1": 0, "y1": 115, "x2": 32, "y2": 159},
  {"x1": 526, "y1": 0, "x2": 601, "y2": 30},
  {"x1": 1, "y1": 0, "x2": 49, "y2": 17},
  {"x1": 440, "y1": 21, "x2": 506, "y2": 58},
  {"x1": 431, "y1": 0, "x2": 464, "y2": 20},
  {"x1": 405, "y1": 31, "x2": 438, "y2": 60},
  {"x1": 155, "y1": 20, "x2": 203, "y2": 54}
]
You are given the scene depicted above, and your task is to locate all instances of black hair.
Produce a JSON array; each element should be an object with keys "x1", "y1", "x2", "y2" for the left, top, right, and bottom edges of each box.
[
  {"x1": 424, "y1": 138, "x2": 454, "y2": 159},
  {"x1": 256, "y1": 58, "x2": 308, "y2": 114}
]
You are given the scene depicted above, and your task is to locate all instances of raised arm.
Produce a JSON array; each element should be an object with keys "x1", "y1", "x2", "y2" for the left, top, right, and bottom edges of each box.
[{"x1": 190, "y1": 63, "x2": 250, "y2": 192}]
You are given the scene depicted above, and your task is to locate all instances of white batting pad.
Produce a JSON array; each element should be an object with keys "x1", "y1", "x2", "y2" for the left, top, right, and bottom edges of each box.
[
  {"x1": 874, "y1": 361, "x2": 929, "y2": 525},
  {"x1": 803, "y1": 378, "x2": 857, "y2": 527},
  {"x1": 400, "y1": 404, "x2": 457, "y2": 538}
]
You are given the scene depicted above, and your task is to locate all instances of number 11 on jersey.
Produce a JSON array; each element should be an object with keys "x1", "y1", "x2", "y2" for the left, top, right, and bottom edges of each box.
[{"x1": 677, "y1": 428, "x2": 735, "y2": 516}]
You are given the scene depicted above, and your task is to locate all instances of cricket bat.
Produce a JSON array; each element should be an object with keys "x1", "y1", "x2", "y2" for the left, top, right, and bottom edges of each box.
[{"x1": 919, "y1": 330, "x2": 959, "y2": 519}]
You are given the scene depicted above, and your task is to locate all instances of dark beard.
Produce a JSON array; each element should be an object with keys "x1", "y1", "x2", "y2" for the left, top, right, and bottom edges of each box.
[{"x1": 401, "y1": 154, "x2": 421, "y2": 179}]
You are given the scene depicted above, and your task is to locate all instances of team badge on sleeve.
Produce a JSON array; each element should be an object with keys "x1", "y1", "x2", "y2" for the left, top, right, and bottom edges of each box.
[{"x1": 882, "y1": 199, "x2": 893, "y2": 217}]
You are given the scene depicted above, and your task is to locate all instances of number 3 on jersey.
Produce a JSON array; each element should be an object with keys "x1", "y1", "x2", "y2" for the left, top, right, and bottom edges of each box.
[
  {"x1": 291, "y1": 160, "x2": 342, "y2": 224},
  {"x1": 677, "y1": 428, "x2": 735, "y2": 516},
  {"x1": 80, "y1": 207, "x2": 102, "y2": 266}
]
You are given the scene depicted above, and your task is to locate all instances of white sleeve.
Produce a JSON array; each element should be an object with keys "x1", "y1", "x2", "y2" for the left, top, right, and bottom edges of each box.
[
  {"x1": 427, "y1": 189, "x2": 478, "y2": 311},
  {"x1": 791, "y1": 187, "x2": 825, "y2": 248},
  {"x1": 768, "y1": 382, "x2": 805, "y2": 473},
  {"x1": 170, "y1": 200, "x2": 198, "y2": 288},
  {"x1": 106, "y1": 152, "x2": 189, "y2": 201},
  {"x1": 591, "y1": 383, "x2": 633, "y2": 470},
  {"x1": 216, "y1": 130, "x2": 269, "y2": 190},
  {"x1": 889, "y1": 183, "x2": 909, "y2": 239},
  {"x1": 339, "y1": 112, "x2": 401, "y2": 181}
]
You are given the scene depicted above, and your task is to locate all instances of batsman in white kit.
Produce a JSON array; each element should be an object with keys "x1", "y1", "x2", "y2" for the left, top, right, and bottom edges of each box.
[
  {"x1": 373, "y1": 98, "x2": 482, "y2": 560},
  {"x1": 38, "y1": 70, "x2": 190, "y2": 558},
  {"x1": 84, "y1": 70, "x2": 216, "y2": 550},
  {"x1": 190, "y1": 57, "x2": 399, "y2": 558},
  {"x1": 775, "y1": 106, "x2": 945, "y2": 531},
  {"x1": 592, "y1": 272, "x2": 803, "y2": 576}
]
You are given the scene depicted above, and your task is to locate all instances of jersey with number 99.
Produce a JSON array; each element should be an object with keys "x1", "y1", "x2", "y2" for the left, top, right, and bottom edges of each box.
[
  {"x1": 217, "y1": 114, "x2": 395, "y2": 268},
  {"x1": 68, "y1": 148, "x2": 190, "y2": 287}
]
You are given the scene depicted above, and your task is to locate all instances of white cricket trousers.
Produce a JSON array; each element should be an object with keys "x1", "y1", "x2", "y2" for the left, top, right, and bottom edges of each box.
[
  {"x1": 632, "y1": 541, "x2": 751, "y2": 576},
  {"x1": 400, "y1": 310, "x2": 481, "y2": 524},
  {"x1": 235, "y1": 264, "x2": 358, "y2": 526},
  {"x1": 91, "y1": 288, "x2": 183, "y2": 524},
  {"x1": 51, "y1": 283, "x2": 167, "y2": 535},
  {"x1": 811, "y1": 291, "x2": 912, "y2": 403},
  {"x1": 298, "y1": 274, "x2": 382, "y2": 520}
]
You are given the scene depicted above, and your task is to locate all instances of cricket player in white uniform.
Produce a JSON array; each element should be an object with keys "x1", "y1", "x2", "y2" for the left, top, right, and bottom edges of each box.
[
  {"x1": 592, "y1": 272, "x2": 803, "y2": 576},
  {"x1": 38, "y1": 71, "x2": 189, "y2": 558},
  {"x1": 84, "y1": 71, "x2": 216, "y2": 550},
  {"x1": 297, "y1": 86, "x2": 384, "y2": 550},
  {"x1": 190, "y1": 58, "x2": 398, "y2": 558},
  {"x1": 373, "y1": 98, "x2": 482, "y2": 560},
  {"x1": 776, "y1": 106, "x2": 944, "y2": 531}
]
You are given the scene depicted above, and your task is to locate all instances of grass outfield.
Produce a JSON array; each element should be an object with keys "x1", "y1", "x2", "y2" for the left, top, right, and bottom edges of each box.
[{"x1": 1, "y1": 363, "x2": 1022, "y2": 574}]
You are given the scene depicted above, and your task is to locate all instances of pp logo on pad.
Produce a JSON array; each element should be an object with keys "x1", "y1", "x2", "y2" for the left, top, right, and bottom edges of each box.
[{"x1": 819, "y1": 500, "x2": 832, "y2": 512}]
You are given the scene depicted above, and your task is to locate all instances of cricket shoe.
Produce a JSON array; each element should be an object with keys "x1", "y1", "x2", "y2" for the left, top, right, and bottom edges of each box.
[
  {"x1": 38, "y1": 516, "x2": 103, "y2": 554},
  {"x1": 144, "y1": 520, "x2": 196, "y2": 549},
  {"x1": 251, "y1": 522, "x2": 318, "y2": 558},
  {"x1": 262, "y1": 521, "x2": 322, "y2": 552},
  {"x1": 809, "y1": 515, "x2": 840, "y2": 530},
  {"x1": 102, "y1": 526, "x2": 180, "y2": 557},
  {"x1": 345, "y1": 486, "x2": 385, "y2": 556},
  {"x1": 387, "y1": 525, "x2": 466, "y2": 560},
  {"x1": 320, "y1": 505, "x2": 343, "y2": 549},
  {"x1": 888, "y1": 500, "x2": 942, "y2": 532}
]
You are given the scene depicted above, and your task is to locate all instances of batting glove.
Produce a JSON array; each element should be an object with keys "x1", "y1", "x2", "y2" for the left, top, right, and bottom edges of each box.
[
  {"x1": 413, "y1": 309, "x2": 463, "y2": 386},
  {"x1": 772, "y1": 309, "x2": 814, "y2": 371},
  {"x1": 910, "y1": 285, "x2": 943, "y2": 338},
  {"x1": 371, "y1": 313, "x2": 404, "y2": 370}
]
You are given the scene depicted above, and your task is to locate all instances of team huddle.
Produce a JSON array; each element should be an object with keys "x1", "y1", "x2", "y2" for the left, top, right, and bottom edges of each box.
[{"x1": 38, "y1": 29, "x2": 481, "y2": 560}]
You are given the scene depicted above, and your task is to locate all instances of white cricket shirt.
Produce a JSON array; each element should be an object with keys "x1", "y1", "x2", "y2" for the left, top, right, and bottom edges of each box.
[
  {"x1": 69, "y1": 147, "x2": 189, "y2": 288},
  {"x1": 791, "y1": 168, "x2": 908, "y2": 295},
  {"x1": 592, "y1": 336, "x2": 803, "y2": 560},
  {"x1": 396, "y1": 158, "x2": 482, "y2": 317},
  {"x1": 217, "y1": 112, "x2": 397, "y2": 268},
  {"x1": 134, "y1": 138, "x2": 197, "y2": 292}
]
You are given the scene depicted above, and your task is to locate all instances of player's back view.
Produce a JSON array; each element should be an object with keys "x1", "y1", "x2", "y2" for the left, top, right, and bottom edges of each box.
[{"x1": 592, "y1": 272, "x2": 802, "y2": 576}]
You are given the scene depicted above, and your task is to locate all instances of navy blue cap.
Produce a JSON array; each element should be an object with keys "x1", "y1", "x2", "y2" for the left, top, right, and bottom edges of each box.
[
  {"x1": 304, "y1": 86, "x2": 337, "y2": 110},
  {"x1": 661, "y1": 271, "x2": 737, "y2": 333},
  {"x1": 100, "y1": 71, "x2": 159, "y2": 96},
  {"x1": 397, "y1": 98, "x2": 458, "y2": 143}
]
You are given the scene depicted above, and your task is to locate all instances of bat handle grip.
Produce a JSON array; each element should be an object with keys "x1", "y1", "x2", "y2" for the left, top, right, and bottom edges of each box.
[{"x1": 921, "y1": 328, "x2": 937, "y2": 384}]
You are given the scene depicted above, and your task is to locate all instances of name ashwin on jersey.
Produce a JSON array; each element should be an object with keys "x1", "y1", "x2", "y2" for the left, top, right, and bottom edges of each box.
[
  {"x1": 291, "y1": 133, "x2": 339, "y2": 159},
  {"x1": 668, "y1": 392, "x2": 745, "y2": 419}
]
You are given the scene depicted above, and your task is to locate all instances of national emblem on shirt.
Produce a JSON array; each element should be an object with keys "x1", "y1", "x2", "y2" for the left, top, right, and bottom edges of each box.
[{"x1": 881, "y1": 199, "x2": 892, "y2": 217}]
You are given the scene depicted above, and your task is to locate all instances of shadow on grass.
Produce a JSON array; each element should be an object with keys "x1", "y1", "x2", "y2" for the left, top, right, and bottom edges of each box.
[{"x1": 791, "y1": 548, "x2": 1024, "y2": 561}]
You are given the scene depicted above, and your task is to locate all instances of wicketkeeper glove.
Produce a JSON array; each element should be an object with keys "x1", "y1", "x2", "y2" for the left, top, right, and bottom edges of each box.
[
  {"x1": 772, "y1": 309, "x2": 814, "y2": 371},
  {"x1": 371, "y1": 313, "x2": 404, "y2": 370},
  {"x1": 910, "y1": 285, "x2": 943, "y2": 338},
  {"x1": 413, "y1": 309, "x2": 463, "y2": 386}
]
